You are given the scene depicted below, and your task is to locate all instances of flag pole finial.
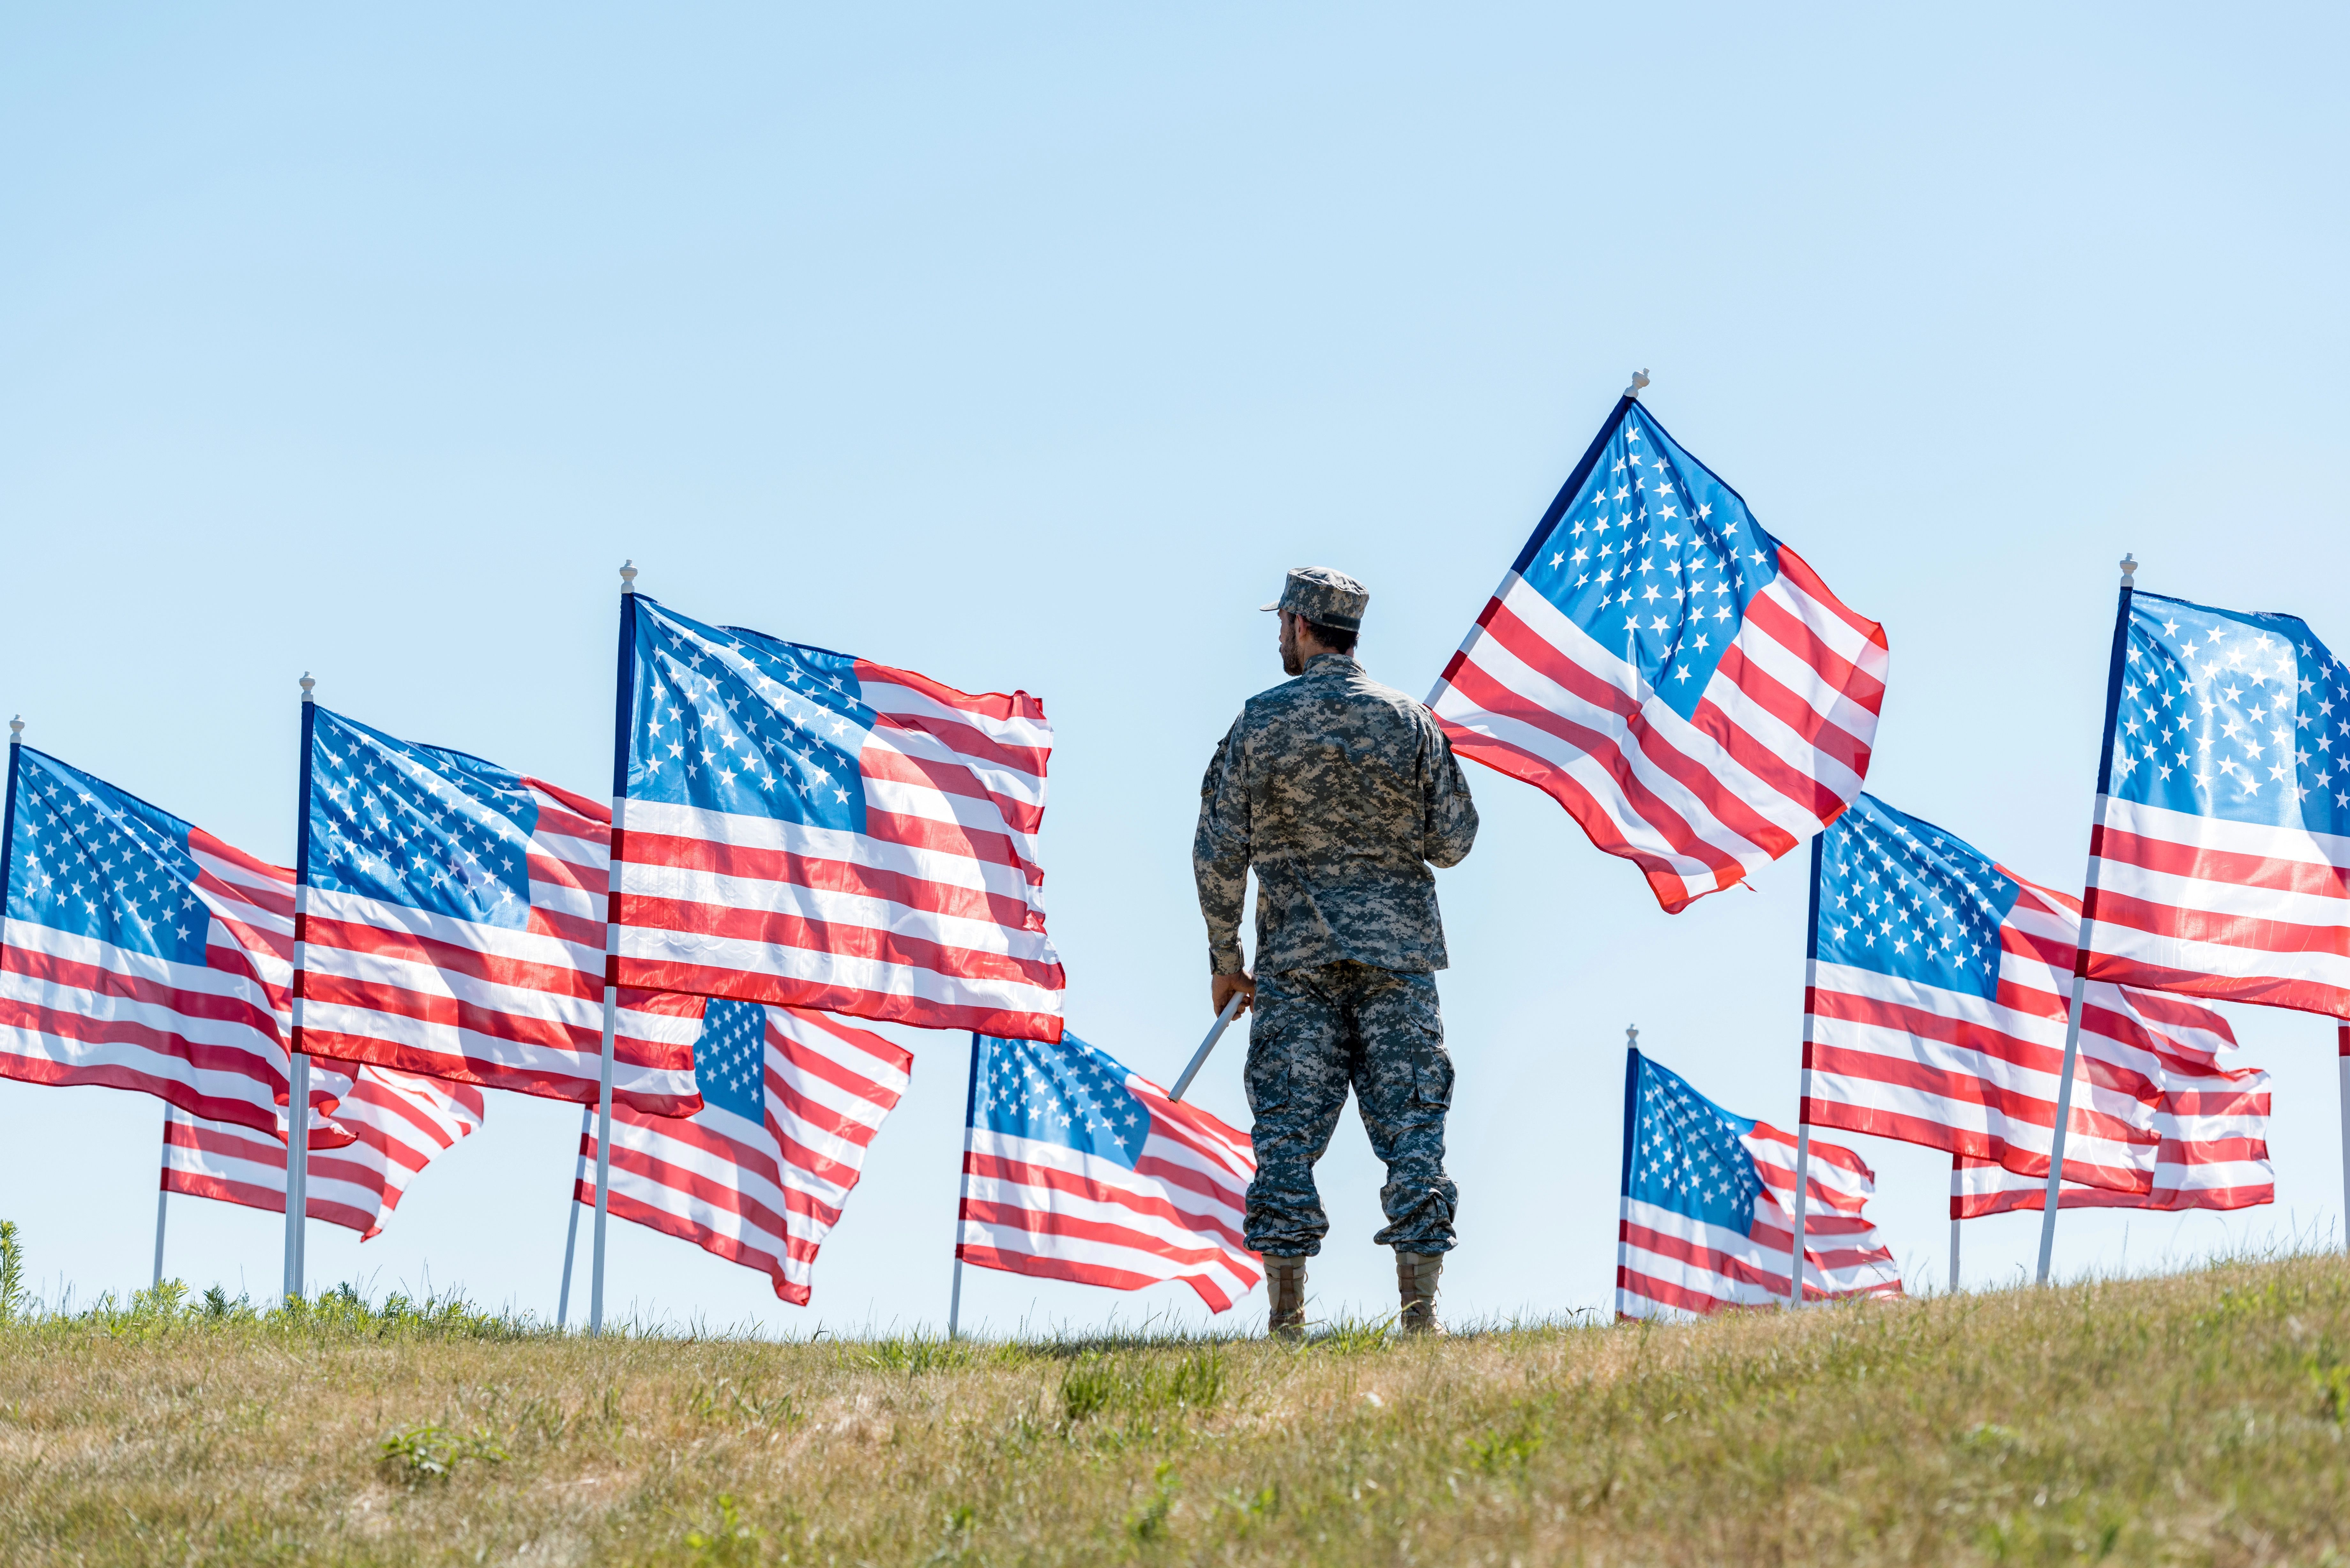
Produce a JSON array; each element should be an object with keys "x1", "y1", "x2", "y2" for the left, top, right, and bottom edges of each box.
[
  {"x1": 7, "y1": 715, "x2": 20, "y2": 745},
  {"x1": 1625, "y1": 369, "x2": 1650, "y2": 399},
  {"x1": 2119, "y1": 553, "x2": 2137, "y2": 587},
  {"x1": 619, "y1": 560, "x2": 638, "y2": 595},
  {"x1": 299, "y1": 673, "x2": 315, "y2": 705},
  {"x1": 1625, "y1": 1022, "x2": 1638, "y2": 1048}
]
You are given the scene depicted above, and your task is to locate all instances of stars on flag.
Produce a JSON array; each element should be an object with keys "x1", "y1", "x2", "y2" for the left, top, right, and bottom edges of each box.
[
  {"x1": 307, "y1": 710, "x2": 539, "y2": 929},
  {"x1": 973, "y1": 1033, "x2": 1149, "y2": 1169},
  {"x1": 691, "y1": 1000, "x2": 770, "y2": 1124},
  {"x1": 1816, "y1": 795, "x2": 2018, "y2": 1002},
  {"x1": 1518, "y1": 405, "x2": 1780, "y2": 722},
  {"x1": 1628, "y1": 1057, "x2": 1763, "y2": 1232},
  {"x1": 2111, "y1": 599, "x2": 2350, "y2": 826},
  {"x1": 7, "y1": 752, "x2": 211, "y2": 965},
  {"x1": 629, "y1": 606, "x2": 871, "y2": 832}
]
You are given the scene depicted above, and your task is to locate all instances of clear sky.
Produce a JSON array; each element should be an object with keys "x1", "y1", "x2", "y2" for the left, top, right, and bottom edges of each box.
[{"x1": 3, "y1": 4, "x2": 2346, "y2": 1334}]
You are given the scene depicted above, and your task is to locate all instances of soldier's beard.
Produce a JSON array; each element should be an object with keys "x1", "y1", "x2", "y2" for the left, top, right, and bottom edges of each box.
[{"x1": 1279, "y1": 618, "x2": 1304, "y2": 677}]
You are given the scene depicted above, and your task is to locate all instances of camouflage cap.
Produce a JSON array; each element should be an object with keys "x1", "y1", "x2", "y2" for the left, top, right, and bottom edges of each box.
[{"x1": 1259, "y1": 567, "x2": 1369, "y2": 633}]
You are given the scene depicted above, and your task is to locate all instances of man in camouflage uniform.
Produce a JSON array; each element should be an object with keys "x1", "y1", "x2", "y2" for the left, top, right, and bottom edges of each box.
[{"x1": 1193, "y1": 567, "x2": 1479, "y2": 1338}]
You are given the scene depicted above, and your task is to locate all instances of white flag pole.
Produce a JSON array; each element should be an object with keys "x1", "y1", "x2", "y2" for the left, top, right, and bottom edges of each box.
[
  {"x1": 1788, "y1": 833, "x2": 1824, "y2": 1309},
  {"x1": 283, "y1": 673, "x2": 319, "y2": 1305},
  {"x1": 946, "y1": 1032, "x2": 981, "y2": 1339},
  {"x1": 1169, "y1": 993, "x2": 1243, "y2": 1103},
  {"x1": 152, "y1": 1106, "x2": 172, "y2": 1289},
  {"x1": 1617, "y1": 1024, "x2": 1639, "y2": 1320},
  {"x1": 2339, "y1": 1024, "x2": 2350, "y2": 1255},
  {"x1": 590, "y1": 562, "x2": 639, "y2": 1338},
  {"x1": 1947, "y1": 1155, "x2": 1962, "y2": 1294},
  {"x1": 556, "y1": 1103, "x2": 591, "y2": 1329},
  {"x1": 2036, "y1": 554, "x2": 2137, "y2": 1285}
]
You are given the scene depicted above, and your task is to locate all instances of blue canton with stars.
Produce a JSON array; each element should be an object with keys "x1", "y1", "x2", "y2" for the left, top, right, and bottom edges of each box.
[
  {"x1": 1516, "y1": 402, "x2": 1782, "y2": 722},
  {"x1": 5, "y1": 748, "x2": 213, "y2": 966},
  {"x1": 1622, "y1": 1051, "x2": 1765, "y2": 1234},
  {"x1": 2106, "y1": 592, "x2": 2350, "y2": 833},
  {"x1": 1814, "y1": 793, "x2": 2020, "y2": 1002},
  {"x1": 627, "y1": 597, "x2": 872, "y2": 833},
  {"x1": 304, "y1": 709, "x2": 540, "y2": 930},
  {"x1": 970, "y1": 1031, "x2": 1150, "y2": 1169},
  {"x1": 691, "y1": 1000, "x2": 770, "y2": 1126}
]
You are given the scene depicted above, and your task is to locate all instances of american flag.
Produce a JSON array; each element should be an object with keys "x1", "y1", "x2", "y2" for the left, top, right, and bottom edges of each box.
[
  {"x1": 1798, "y1": 791, "x2": 2227, "y2": 1194},
  {"x1": 1430, "y1": 396, "x2": 1887, "y2": 913},
  {"x1": 610, "y1": 595, "x2": 1063, "y2": 1040},
  {"x1": 1951, "y1": 1009, "x2": 2272, "y2": 1216},
  {"x1": 578, "y1": 998, "x2": 910, "y2": 1304},
  {"x1": 294, "y1": 706, "x2": 700, "y2": 1115},
  {"x1": 2083, "y1": 590, "x2": 2350, "y2": 1018},
  {"x1": 1617, "y1": 1047, "x2": 1902, "y2": 1319},
  {"x1": 956, "y1": 1029, "x2": 1259, "y2": 1312},
  {"x1": 0, "y1": 743, "x2": 337, "y2": 1133},
  {"x1": 162, "y1": 1062, "x2": 485, "y2": 1239}
]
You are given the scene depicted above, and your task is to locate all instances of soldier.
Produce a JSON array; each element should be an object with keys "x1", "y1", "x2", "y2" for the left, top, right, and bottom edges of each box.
[{"x1": 1193, "y1": 567, "x2": 1479, "y2": 1338}]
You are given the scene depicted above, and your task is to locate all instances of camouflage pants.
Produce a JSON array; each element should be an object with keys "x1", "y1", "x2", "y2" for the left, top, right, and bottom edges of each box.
[{"x1": 1242, "y1": 961, "x2": 1457, "y2": 1258}]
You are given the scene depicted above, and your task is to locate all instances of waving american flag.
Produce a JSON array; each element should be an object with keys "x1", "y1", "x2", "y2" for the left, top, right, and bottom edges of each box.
[
  {"x1": 1617, "y1": 1047, "x2": 1901, "y2": 1319},
  {"x1": 956, "y1": 1029, "x2": 1259, "y2": 1312},
  {"x1": 1430, "y1": 395, "x2": 1886, "y2": 912},
  {"x1": 2083, "y1": 590, "x2": 2350, "y2": 1018},
  {"x1": 609, "y1": 594, "x2": 1063, "y2": 1041},
  {"x1": 1, "y1": 742, "x2": 337, "y2": 1133},
  {"x1": 293, "y1": 705, "x2": 699, "y2": 1115},
  {"x1": 580, "y1": 998, "x2": 910, "y2": 1305}
]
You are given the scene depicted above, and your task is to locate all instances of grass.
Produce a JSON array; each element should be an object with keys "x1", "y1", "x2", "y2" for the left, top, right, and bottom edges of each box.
[{"x1": 2, "y1": 1252, "x2": 2349, "y2": 1564}]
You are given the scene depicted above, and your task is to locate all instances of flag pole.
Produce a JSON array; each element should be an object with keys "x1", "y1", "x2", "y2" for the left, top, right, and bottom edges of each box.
[
  {"x1": 152, "y1": 1106, "x2": 172, "y2": 1288},
  {"x1": 591, "y1": 562, "x2": 640, "y2": 1338},
  {"x1": 1788, "y1": 832, "x2": 1825, "y2": 1309},
  {"x1": 1169, "y1": 994, "x2": 1243, "y2": 1103},
  {"x1": 2036, "y1": 554, "x2": 2137, "y2": 1285},
  {"x1": 1617, "y1": 1025, "x2": 1639, "y2": 1321},
  {"x1": 947, "y1": 1032, "x2": 981, "y2": 1339},
  {"x1": 2339, "y1": 1024, "x2": 2350, "y2": 1255},
  {"x1": 1947, "y1": 1155, "x2": 1962, "y2": 1294},
  {"x1": 557, "y1": 1103, "x2": 591, "y2": 1329},
  {"x1": 283, "y1": 674, "x2": 320, "y2": 1304}
]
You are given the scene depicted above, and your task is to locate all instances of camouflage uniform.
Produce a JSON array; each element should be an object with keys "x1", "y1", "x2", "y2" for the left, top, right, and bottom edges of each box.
[{"x1": 1194, "y1": 569, "x2": 1479, "y2": 1258}]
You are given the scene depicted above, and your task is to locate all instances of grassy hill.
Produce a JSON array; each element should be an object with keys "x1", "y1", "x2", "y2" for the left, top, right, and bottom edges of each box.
[{"x1": 3, "y1": 1249, "x2": 2348, "y2": 1565}]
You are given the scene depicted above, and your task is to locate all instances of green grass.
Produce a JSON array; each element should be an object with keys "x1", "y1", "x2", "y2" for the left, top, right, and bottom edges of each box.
[{"x1": 2, "y1": 1251, "x2": 2349, "y2": 1564}]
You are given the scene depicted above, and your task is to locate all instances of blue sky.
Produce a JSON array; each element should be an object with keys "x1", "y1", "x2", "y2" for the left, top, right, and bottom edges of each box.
[{"x1": 3, "y1": 4, "x2": 2346, "y2": 1332}]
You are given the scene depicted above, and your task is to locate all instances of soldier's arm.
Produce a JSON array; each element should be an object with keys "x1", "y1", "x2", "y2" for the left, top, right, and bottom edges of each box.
[
  {"x1": 1420, "y1": 715, "x2": 1479, "y2": 869},
  {"x1": 1192, "y1": 720, "x2": 1253, "y2": 976}
]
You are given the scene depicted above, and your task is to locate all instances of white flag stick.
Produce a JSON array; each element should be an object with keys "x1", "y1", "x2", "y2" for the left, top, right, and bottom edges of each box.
[
  {"x1": 151, "y1": 1105, "x2": 172, "y2": 1289},
  {"x1": 2338, "y1": 1025, "x2": 2350, "y2": 1256},
  {"x1": 2036, "y1": 554, "x2": 2137, "y2": 1286},
  {"x1": 947, "y1": 1033, "x2": 980, "y2": 1339},
  {"x1": 557, "y1": 1103, "x2": 591, "y2": 1329},
  {"x1": 1947, "y1": 1157, "x2": 1962, "y2": 1294},
  {"x1": 590, "y1": 563, "x2": 639, "y2": 1338},
  {"x1": 1170, "y1": 993, "x2": 1245, "y2": 1104},
  {"x1": 1788, "y1": 836, "x2": 1824, "y2": 1310},
  {"x1": 282, "y1": 674, "x2": 318, "y2": 1305}
]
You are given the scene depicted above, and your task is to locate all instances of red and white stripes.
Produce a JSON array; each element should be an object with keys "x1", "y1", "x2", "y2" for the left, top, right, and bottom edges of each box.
[
  {"x1": 2084, "y1": 796, "x2": 2350, "y2": 1018},
  {"x1": 162, "y1": 1064, "x2": 484, "y2": 1238},
  {"x1": 583, "y1": 1005, "x2": 911, "y2": 1305},
  {"x1": 1618, "y1": 1123, "x2": 1903, "y2": 1320}
]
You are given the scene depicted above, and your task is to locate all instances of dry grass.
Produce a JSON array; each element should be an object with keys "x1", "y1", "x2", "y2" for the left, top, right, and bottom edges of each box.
[{"x1": 3, "y1": 1254, "x2": 2350, "y2": 1565}]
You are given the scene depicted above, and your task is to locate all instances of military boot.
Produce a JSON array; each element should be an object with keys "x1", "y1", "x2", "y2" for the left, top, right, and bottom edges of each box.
[
  {"x1": 1265, "y1": 1257, "x2": 1307, "y2": 1341},
  {"x1": 1396, "y1": 1250, "x2": 1444, "y2": 1336}
]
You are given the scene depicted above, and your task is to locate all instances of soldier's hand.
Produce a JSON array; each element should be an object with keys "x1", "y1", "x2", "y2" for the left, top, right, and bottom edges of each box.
[{"x1": 1211, "y1": 971, "x2": 1256, "y2": 1018}]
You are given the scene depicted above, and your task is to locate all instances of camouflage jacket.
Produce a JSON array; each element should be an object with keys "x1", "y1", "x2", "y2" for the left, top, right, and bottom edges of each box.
[{"x1": 1194, "y1": 653, "x2": 1479, "y2": 977}]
